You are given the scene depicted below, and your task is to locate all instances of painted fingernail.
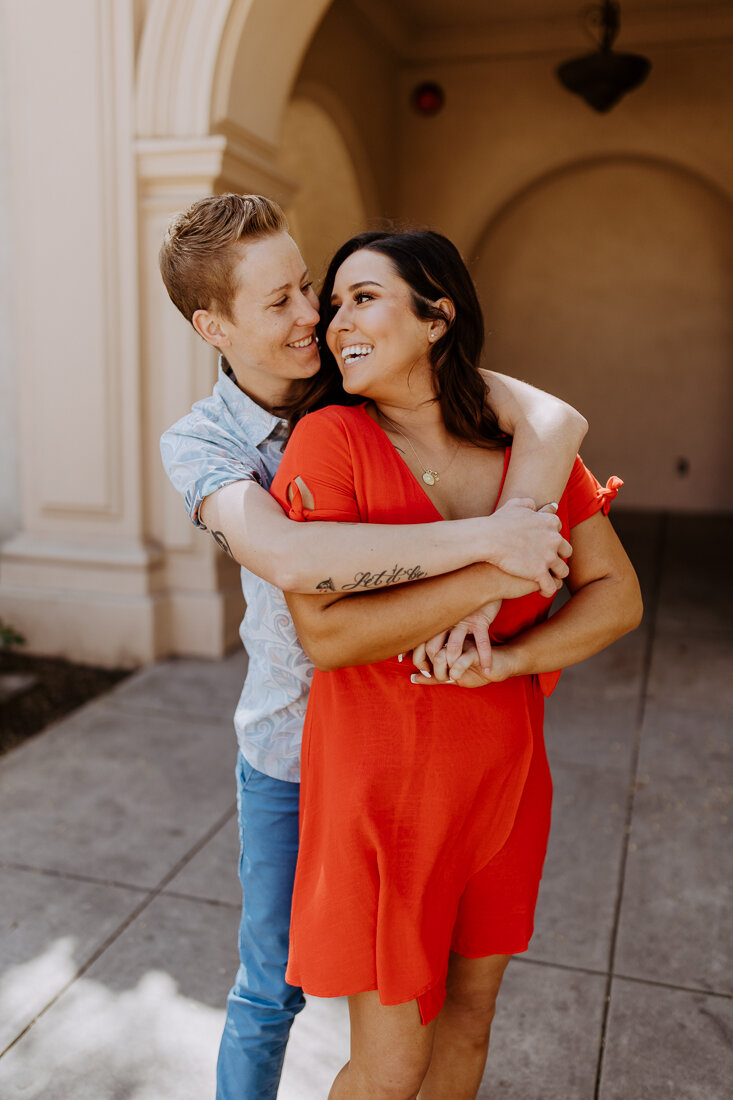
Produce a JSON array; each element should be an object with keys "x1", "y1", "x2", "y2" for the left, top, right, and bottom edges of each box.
[
  {"x1": 420, "y1": 669, "x2": 432, "y2": 678},
  {"x1": 398, "y1": 653, "x2": 404, "y2": 662},
  {"x1": 410, "y1": 674, "x2": 423, "y2": 684}
]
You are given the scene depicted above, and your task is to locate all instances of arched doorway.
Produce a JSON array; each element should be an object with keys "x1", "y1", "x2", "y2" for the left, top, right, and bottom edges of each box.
[{"x1": 472, "y1": 158, "x2": 733, "y2": 511}]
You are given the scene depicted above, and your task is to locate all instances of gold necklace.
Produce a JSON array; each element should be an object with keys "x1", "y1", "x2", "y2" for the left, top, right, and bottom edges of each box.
[{"x1": 382, "y1": 418, "x2": 460, "y2": 486}]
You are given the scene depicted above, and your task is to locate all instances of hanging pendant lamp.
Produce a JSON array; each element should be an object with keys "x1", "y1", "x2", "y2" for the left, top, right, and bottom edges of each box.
[{"x1": 557, "y1": 1, "x2": 651, "y2": 112}]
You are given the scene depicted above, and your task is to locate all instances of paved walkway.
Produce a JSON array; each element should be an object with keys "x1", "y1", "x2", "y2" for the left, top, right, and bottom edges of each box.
[{"x1": 0, "y1": 512, "x2": 731, "y2": 1099}]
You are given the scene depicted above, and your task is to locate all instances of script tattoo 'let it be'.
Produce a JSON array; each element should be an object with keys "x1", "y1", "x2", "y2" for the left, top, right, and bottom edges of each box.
[{"x1": 342, "y1": 565, "x2": 428, "y2": 591}]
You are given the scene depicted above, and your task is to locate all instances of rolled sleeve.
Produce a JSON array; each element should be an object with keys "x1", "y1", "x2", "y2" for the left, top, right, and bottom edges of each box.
[{"x1": 160, "y1": 418, "x2": 267, "y2": 529}]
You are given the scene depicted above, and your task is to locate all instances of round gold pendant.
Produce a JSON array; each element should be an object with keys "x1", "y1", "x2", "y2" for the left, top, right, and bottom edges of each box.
[{"x1": 422, "y1": 471, "x2": 437, "y2": 485}]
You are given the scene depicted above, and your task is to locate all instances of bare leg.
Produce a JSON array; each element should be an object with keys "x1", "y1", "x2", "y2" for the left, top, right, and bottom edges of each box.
[
  {"x1": 418, "y1": 953, "x2": 511, "y2": 1100},
  {"x1": 329, "y1": 991, "x2": 436, "y2": 1100}
]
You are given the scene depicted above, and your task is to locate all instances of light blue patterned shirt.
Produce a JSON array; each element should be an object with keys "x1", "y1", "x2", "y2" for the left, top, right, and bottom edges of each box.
[{"x1": 160, "y1": 360, "x2": 313, "y2": 783}]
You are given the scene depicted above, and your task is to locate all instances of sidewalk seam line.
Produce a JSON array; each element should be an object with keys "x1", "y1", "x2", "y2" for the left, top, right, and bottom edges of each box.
[
  {"x1": 0, "y1": 861, "x2": 153, "y2": 894},
  {"x1": 0, "y1": 856, "x2": 240, "y2": 907},
  {"x1": 0, "y1": 800, "x2": 236, "y2": 1061},
  {"x1": 514, "y1": 953, "x2": 733, "y2": 1001},
  {"x1": 593, "y1": 512, "x2": 667, "y2": 1099}
]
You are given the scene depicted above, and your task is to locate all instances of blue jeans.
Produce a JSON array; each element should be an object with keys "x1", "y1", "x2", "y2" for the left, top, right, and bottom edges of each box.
[{"x1": 216, "y1": 754, "x2": 305, "y2": 1100}]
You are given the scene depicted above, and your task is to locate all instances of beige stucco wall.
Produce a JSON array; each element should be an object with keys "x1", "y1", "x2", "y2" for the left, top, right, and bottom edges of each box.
[
  {"x1": 473, "y1": 158, "x2": 733, "y2": 511},
  {"x1": 277, "y1": 98, "x2": 369, "y2": 285},
  {"x1": 0, "y1": 0, "x2": 161, "y2": 665},
  {"x1": 0, "y1": 0, "x2": 20, "y2": 544},
  {"x1": 396, "y1": 36, "x2": 733, "y2": 247},
  {"x1": 395, "y1": 35, "x2": 733, "y2": 510},
  {"x1": 293, "y1": 0, "x2": 400, "y2": 220}
]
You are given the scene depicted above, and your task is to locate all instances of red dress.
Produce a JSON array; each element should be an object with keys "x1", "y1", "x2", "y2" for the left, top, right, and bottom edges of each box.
[{"x1": 270, "y1": 403, "x2": 620, "y2": 1023}]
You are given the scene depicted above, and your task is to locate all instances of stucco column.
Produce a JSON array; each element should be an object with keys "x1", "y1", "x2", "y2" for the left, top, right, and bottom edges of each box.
[{"x1": 0, "y1": 0, "x2": 163, "y2": 666}]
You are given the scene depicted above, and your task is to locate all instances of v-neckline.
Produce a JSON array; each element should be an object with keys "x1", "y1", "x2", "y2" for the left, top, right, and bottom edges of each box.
[{"x1": 355, "y1": 403, "x2": 510, "y2": 522}]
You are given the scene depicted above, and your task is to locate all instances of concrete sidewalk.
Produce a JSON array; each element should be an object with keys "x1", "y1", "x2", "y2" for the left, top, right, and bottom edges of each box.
[{"x1": 0, "y1": 512, "x2": 731, "y2": 1099}]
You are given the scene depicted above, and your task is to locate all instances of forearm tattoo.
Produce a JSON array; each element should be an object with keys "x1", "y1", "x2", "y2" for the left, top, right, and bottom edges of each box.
[
  {"x1": 339, "y1": 565, "x2": 428, "y2": 591},
  {"x1": 212, "y1": 530, "x2": 233, "y2": 558}
]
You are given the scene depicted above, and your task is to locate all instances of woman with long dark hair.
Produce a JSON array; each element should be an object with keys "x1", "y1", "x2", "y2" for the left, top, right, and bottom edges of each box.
[{"x1": 270, "y1": 229, "x2": 642, "y2": 1099}]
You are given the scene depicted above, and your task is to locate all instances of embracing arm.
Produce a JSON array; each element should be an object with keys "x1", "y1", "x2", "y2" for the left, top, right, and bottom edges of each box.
[
  {"x1": 166, "y1": 373, "x2": 583, "y2": 593},
  {"x1": 483, "y1": 370, "x2": 588, "y2": 507},
  {"x1": 163, "y1": 404, "x2": 552, "y2": 594},
  {"x1": 201, "y1": 476, "x2": 569, "y2": 596},
  {"x1": 198, "y1": 375, "x2": 584, "y2": 593},
  {"x1": 430, "y1": 512, "x2": 642, "y2": 688},
  {"x1": 503, "y1": 512, "x2": 642, "y2": 674},
  {"x1": 284, "y1": 563, "x2": 538, "y2": 671}
]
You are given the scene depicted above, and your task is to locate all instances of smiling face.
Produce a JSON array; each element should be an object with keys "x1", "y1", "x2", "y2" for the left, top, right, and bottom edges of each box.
[
  {"x1": 326, "y1": 250, "x2": 436, "y2": 404},
  {"x1": 194, "y1": 231, "x2": 320, "y2": 408}
]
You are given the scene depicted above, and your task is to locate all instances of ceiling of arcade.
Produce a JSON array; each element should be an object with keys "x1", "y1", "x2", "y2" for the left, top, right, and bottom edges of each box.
[
  {"x1": 133, "y1": 1, "x2": 733, "y2": 145},
  {"x1": 388, "y1": 0, "x2": 708, "y2": 24},
  {"x1": 349, "y1": 0, "x2": 733, "y2": 57}
]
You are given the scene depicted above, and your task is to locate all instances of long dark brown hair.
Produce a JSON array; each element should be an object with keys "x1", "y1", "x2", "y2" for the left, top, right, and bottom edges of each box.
[{"x1": 276, "y1": 229, "x2": 507, "y2": 448}]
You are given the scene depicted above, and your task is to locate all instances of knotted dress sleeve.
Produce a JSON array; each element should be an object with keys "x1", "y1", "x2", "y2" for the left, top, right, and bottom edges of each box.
[
  {"x1": 537, "y1": 458, "x2": 624, "y2": 698},
  {"x1": 270, "y1": 409, "x2": 362, "y2": 523},
  {"x1": 564, "y1": 458, "x2": 623, "y2": 528}
]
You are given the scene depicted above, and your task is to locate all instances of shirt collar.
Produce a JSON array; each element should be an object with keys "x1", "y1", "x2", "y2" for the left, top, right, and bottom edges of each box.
[{"x1": 216, "y1": 356, "x2": 288, "y2": 447}]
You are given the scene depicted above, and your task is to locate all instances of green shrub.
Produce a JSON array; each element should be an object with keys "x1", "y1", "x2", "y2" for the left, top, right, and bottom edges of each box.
[{"x1": 0, "y1": 619, "x2": 25, "y2": 649}]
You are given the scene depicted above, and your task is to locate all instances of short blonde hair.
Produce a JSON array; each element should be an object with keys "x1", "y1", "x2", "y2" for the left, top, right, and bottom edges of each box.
[{"x1": 159, "y1": 193, "x2": 289, "y2": 323}]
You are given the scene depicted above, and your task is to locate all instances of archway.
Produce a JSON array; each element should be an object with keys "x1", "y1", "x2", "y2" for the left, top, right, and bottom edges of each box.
[
  {"x1": 136, "y1": 0, "x2": 334, "y2": 143},
  {"x1": 277, "y1": 97, "x2": 370, "y2": 284},
  {"x1": 472, "y1": 157, "x2": 733, "y2": 512}
]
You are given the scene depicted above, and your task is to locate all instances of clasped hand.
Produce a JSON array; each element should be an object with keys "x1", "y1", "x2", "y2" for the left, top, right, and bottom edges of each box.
[
  {"x1": 411, "y1": 600, "x2": 507, "y2": 687},
  {"x1": 409, "y1": 499, "x2": 567, "y2": 686}
]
